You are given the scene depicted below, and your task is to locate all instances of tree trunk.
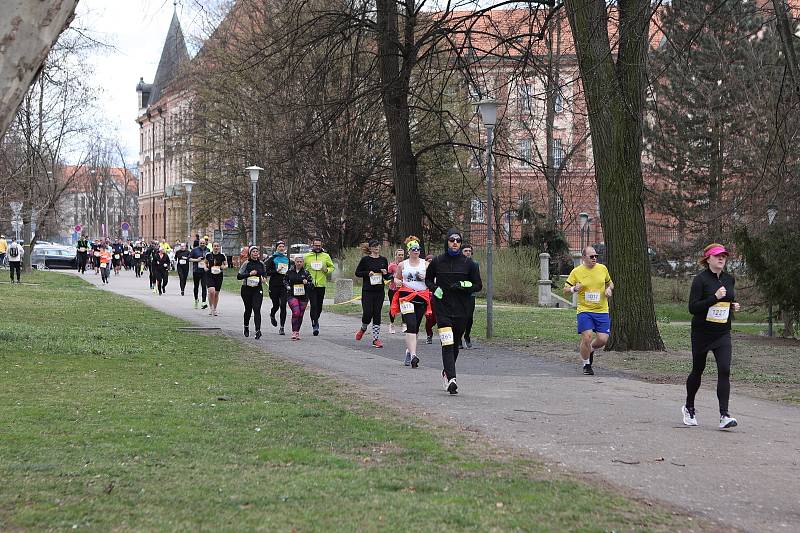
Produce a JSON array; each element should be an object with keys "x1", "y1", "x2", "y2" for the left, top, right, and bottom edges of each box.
[
  {"x1": 376, "y1": 0, "x2": 424, "y2": 243},
  {"x1": 0, "y1": 0, "x2": 78, "y2": 137},
  {"x1": 565, "y1": 0, "x2": 664, "y2": 350},
  {"x1": 772, "y1": 0, "x2": 800, "y2": 92}
]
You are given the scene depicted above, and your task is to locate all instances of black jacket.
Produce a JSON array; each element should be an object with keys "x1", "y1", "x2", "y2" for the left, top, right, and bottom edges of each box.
[
  {"x1": 689, "y1": 268, "x2": 736, "y2": 335},
  {"x1": 264, "y1": 253, "x2": 290, "y2": 289},
  {"x1": 355, "y1": 255, "x2": 390, "y2": 293},
  {"x1": 153, "y1": 252, "x2": 171, "y2": 274},
  {"x1": 174, "y1": 249, "x2": 191, "y2": 268},
  {"x1": 238, "y1": 259, "x2": 266, "y2": 287},
  {"x1": 425, "y1": 231, "x2": 482, "y2": 318},
  {"x1": 284, "y1": 267, "x2": 314, "y2": 301}
]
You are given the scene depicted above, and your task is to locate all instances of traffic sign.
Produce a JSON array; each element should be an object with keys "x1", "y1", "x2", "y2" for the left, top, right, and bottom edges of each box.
[
  {"x1": 74, "y1": 224, "x2": 82, "y2": 233},
  {"x1": 121, "y1": 221, "x2": 130, "y2": 231},
  {"x1": 223, "y1": 218, "x2": 236, "y2": 230}
]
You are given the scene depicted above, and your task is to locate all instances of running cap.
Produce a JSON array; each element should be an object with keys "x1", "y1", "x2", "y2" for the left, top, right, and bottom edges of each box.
[
  {"x1": 275, "y1": 240, "x2": 286, "y2": 247},
  {"x1": 703, "y1": 245, "x2": 728, "y2": 258},
  {"x1": 249, "y1": 245, "x2": 260, "y2": 254}
]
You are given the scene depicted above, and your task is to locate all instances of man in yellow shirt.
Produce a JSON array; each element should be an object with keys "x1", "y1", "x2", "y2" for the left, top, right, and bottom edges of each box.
[
  {"x1": 0, "y1": 235, "x2": 7, "y2": 268},
  {"x1": 564, "y1": 246, "x2": 614, "y2": 375}
]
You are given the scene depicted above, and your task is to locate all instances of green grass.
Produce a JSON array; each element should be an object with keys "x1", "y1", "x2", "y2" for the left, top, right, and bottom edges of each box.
[{"x1": 0, "y1": 271, "x2": 694, "y2": 531}]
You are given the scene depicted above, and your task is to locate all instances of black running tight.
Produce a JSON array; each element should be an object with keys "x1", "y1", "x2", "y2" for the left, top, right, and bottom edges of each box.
[
  {"x1": 361, "y1": 291, "x2": 384, "y2": 326},
  {"x1": 686, "y1": 332, "x2": 732, "y2": 416},
  {"x1": 269, "y1": 286, "x2": 287, "y2": 327},
  {"x1": 241, "y1": 285, "x2": 264, "y2": 331}
]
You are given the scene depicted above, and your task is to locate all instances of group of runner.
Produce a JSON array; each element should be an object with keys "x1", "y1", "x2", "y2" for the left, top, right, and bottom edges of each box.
[{"x1": 73, "y1": 228, "x2": 742, "y2": 423}]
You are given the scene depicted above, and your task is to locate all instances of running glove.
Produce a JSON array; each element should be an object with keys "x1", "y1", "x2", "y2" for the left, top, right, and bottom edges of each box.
[
  {"x1": 434, "y1": 287, "x2": 444, "y2": 299},
  {"x1": 452, "y1": 281, "x2": 473, "y2": 289}
]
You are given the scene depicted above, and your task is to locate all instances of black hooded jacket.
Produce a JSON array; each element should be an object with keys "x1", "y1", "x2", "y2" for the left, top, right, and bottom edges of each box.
[{"x1": 425, "y1": 229, "x2": 482, "y2": 318}]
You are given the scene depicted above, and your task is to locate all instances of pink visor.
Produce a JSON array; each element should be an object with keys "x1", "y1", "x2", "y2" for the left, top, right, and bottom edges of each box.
[{"x1": 704, "y1": 246, "x2": 728, "y2": 258}]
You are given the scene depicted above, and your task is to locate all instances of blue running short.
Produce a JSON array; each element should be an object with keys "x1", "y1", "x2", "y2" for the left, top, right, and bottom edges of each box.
[{"x1": 577, "y1": 312, "x2": 611, "y2": 335}]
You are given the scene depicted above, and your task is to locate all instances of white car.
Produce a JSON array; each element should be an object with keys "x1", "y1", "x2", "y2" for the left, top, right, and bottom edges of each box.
[{"x1": 289, "y1": 243, "x2": 311, "y2": 261}]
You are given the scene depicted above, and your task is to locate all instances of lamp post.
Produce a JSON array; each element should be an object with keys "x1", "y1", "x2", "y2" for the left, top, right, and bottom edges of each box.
[
  {"x1": 477, "y1": 99, "x2": 498, "y2": 339},
  {"x1": 183, "y1": 180, "x2": 196, "y2": 241},
  {"x1": 578, "y1": 212, "x2": 589, "y2": 251},
  {"x1": 767, "y1": 203, "x2": 777, "y2": 337},
  {"x1": 245, "y1": 166, "x2": 263, "y2": 246}
]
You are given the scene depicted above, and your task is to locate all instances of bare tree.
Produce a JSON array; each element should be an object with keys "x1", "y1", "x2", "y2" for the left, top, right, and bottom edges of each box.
[{"x1": 0, "y1": 0, "x2": 79, "y2": 137}]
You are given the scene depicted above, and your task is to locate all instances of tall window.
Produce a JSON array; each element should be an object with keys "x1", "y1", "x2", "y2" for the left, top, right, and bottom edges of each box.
[
  {"x1": 518, "y1": 83, "x2": 533, "y2": 113},
  {"x1": 554, "y1": 90, "x2": 564, "y2": 114},
  {"x1": 471, "y1": 198, "x2": 485, "y2": 223},
  {"x1": 551, "y1": 139, "x2": 564, "y2": 169},
  {"x1": 518, "y1": 139, "x2": 532, "y2": 167}
]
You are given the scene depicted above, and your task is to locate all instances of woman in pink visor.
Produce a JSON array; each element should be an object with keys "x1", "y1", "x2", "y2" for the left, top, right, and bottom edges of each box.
[{"x1": 682, "y1": 243, "x2": 741, "y2": 430}]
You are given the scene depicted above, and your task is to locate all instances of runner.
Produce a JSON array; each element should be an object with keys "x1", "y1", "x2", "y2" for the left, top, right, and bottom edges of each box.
[
  {"x1": 153, "y1": 245, "x2": 171, "y2": 295},
  {"x1": 112, "y1": 238, "x2": 124, "y2": 275},
  {"x1": 563, "y1": 246, "x2": 614, "y2": 376},
  {"x1": 460, "y1": 244, "x2": 479, "y2": 349},
  {"x1": 264, "y1": 240, "x2": 290, "y2": 335},
  {"x1": 146, "y1": 241, "x2": 159, "y2": 293},
  {"x1": 75, "y1": 234, "x2": 89, "y2": 274},
  {"x1": 303, "y1": 238, "x2": 335, "y2": 336},
  {"x1": 387, "y1": 248, "x2": 405, "y2": 334},
  {"x1": 0, "y1": 234, "x2": 6, "y2": 269},
  {"x1": 237, "y1": 246, "x2": 266, "y2": 339},
  {"x1": 424, "y1": 253, "x2": 436, "y2": 344},
  {"x1": 174, "y1": 242, "x2": 191, "y2": 295},
  {"x1": 683, "y1": 243, "x2": 740, "y2": 430},
  {"x1": 354, "y1": 239, "x2": 390, "y2": 348},
  {"x1": 426, "y1": 230, "x2": 482, "y2": 394},
  {"x1": 132, "y1": 241, "x2": 144, "y2": 278},
  {"x1": 91, "y1": 240, "x2": 102, "y2": 275},
  {"x1": 122, "y1": 241, "x2": 132, "y2": 270},
  {"x1": 205, "y1": 242, "x2": 227, "y2": 316},
  {"x1": 7, "y1": 238, "x2": 23, "y2": 283},
  {"x1": 99, "y1": 245, "x2": 112, "y2": 284},
  {"x1": 390, "y1": 236, "x2": 432, "y2": 369},
  {"x1": 285, "y1": 254, "x2": 315, "y2": 340},
  {"x1": 189, "y1": 238, "x2": 209, "y2": 309}
]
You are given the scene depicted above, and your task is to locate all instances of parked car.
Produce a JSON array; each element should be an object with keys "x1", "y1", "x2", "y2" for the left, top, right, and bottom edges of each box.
[
  {"x1": 31, "y1": 246, "x2": 77, "y2": 269},
  {"x1": 289, "y1": 243, "x2": 311, "y2": 261}
]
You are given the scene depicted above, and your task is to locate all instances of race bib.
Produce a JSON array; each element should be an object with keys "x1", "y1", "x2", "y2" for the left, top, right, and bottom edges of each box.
[
  {"x1": 438, "y1": 327, "x2": 454, "y2": 346},
  {"x1": 706, "y1": 302, "x2": 730, "y2": 323},
  {"x1": 100, "y1": 263, "x2": 107, "y2": 269},
  {"x1": 246, "y1": 276, "x2": 260, "y2": 287},
  {"x1": 124, "y1": 251, "x2": 130, "y2": 255},
  {"x1": 114, "y1": 254, "x2": 120, "y2": 260},
  {"x1": 134, "y1": 253, "x2": 141, "y2": 259},
  {"x1": 311, "y1": 261, "x2": 323, "y2": 271},
  {"x1": 399, "y1": 301, "x2": 415, "y2": 315},
  {"x1": 293, "y1": 284, "x2": 306, "y2": 296},
  {"x1": 584, "y1": 291, "x2": 601, "y2": 303},
  {"x1": 211, "y1": 266, "x2": 222, "y2": 274},
  {"x1": 179, "y1": 259, "x2": 187, "y2": 265},
  {"x1": 78, "y1": 247, "x2": 86, "y2": 252},
  {"x1": 276, "y1": 263, "x2": 288, "y2": 275},
  {"x1": 93, "y1": 251, "x2": 100, "y2": 257},
  {"x1": 369, "y1": 273, "x2": 383, "y2": 285},
  {"x1": 199, "y1": 260, "x2": 207, "y2": 270}
]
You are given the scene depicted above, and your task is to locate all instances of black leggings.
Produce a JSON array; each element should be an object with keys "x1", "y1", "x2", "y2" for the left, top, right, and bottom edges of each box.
[
  {"x1": 438, "y1": 315, "x2": 468, "y2": 380},
  {"x1": 193, "y1": 271, "x2": 207, "y2": 302},
  {"x1": 686, "y1": 331, "x2": 732, "y2": 416},
  {"x1": 178, "y1": 267, "x2": 189, "y2": 292},
  {"x1": 361, "y1": 291, "x2": 384, "y2": 326},
  {"x1": 10, "y1": 262, "x2": 21, "y2": 282},
  {"x1": 269, "y1": 286, "x2": 287, "y2": 327},
  {"x1": 77, "y1": 252, "x2": 87, "y2": 273},
  {"x1": 156, "y1": 271, "x2": 168, "y2": 294},
  {"x1": 400, "y1": 295, "x2": 427, "y2": 334},
  {"x1": 309, "y1": 286, "x2": 325, "y2": 324},
  {"x1": 387, "y1": 289, "x2": 398, "y2": 323},
  {"x1": 241, "y1": 285, "x2": 264, "y2": 330}
]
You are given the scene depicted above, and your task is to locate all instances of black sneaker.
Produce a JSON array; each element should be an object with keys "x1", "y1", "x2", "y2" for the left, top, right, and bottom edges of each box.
[
  {"x1": 270, "y1": 314, "x2": 277, "y2": 327},
  {"x1": 426, "y1": 335, "x2": 433, "y2": 345},
  {"x1": 583, "y1": 364, "x2": 594, "y2": 376},
  {"x1": 447, "y1": 378, "x2": 458, "y2": 394},
  {"x1": 255, "y1": 330, "x2": 262, "y2": 340},
  {"x1": 244, "y1": 326, "x2": 250, "y2": 338},
  {"x1": 410, "y1": 355, "x2": 419, "y2": 369},
  {"x1": 312, "y1": 324, "x2": 319, "y2": 336},
  {"x1": 278, "y1": 327, "x2": 285, "y2": 335},
  {"x1": 465, "y1": 338, "x2": 472, "y2": 349}
]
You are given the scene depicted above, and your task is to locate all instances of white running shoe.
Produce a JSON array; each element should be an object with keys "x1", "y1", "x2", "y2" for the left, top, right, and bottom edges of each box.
[
  {"x1": 682, "y1": 405, "x2": 698, "y2": 426},
  {"x1": 389, "y1": 324, "x2": 395, "y2": 335},
  {"x1": 447, "y1": 378, "x2": 458, "y2": 395},
  {"x1": 719, "y1": 415, "x2": 738, "y2": 429}
]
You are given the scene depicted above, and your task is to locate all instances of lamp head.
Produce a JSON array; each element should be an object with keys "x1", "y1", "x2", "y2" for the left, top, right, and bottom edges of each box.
[
  {"x1": 579, "y1": 212, "x2": 589, "y2": 229},
  {"x1": 245, "y1": 165, "x2": 263, "y2": 184},
  {"x1": 767, "y1": 204, "x2": 778, "y2": 225},
  {"x1": 476, "y1": 99, "x2": 499, "y2": 127},
  {"x1": 183, "y1": 180, "x2": 196, "y2": 193}
]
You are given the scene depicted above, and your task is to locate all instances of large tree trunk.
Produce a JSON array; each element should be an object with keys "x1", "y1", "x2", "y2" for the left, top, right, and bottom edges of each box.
[
  {"x1": 564, "y1": 0, "x2": 664, "y2": 350},
  {"x1": 0, "y1": 0, "x2": 78, "y2": 138},
  {"x1": 376, "y1": 0, "x2": 424, "y2": 242},
  {"x1": 772, "y1": 0, "x2": 800, "y2": 92}
]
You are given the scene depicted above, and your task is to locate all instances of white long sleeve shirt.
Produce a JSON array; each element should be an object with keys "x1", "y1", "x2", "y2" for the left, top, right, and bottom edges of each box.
[{"x1": 7, "y1": 243, "x2": 24, "y2": 262}]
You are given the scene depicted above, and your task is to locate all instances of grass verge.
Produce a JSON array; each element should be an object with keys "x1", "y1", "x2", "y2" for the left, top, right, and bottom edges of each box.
[{"x1": 0, "y1": 271, "x2": 702, "y2": 531}]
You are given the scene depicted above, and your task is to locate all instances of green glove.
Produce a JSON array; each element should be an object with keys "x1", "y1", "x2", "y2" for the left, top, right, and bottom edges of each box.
[
  {"x1": 459, "y1": 281, "x2": 473, "y2": 289},
  {"x1": 434, "y1": 287, "x2": 444, "y2": 299}
]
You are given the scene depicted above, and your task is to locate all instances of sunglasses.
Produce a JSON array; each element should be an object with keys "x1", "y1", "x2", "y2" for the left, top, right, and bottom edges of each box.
[
  {"x1": 410, "y1": 247, "x2": 420, "y2": 252},
  {"x1": 448, "y1": 237, "x2": 462, "y2": 243},
  {"x1": 587, "y1": 255, "x2": 598, "y2": 259}
]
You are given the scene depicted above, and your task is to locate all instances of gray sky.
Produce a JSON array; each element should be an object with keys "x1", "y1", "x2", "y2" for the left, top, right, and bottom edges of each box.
[{"x1": 77, "y1": 0, "x2": 211, "y2": 163}]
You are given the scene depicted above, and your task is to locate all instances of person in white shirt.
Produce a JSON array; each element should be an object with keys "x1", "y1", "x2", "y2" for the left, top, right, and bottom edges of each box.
[{"x1": 7, "y1": 238, "x2": 24, "y2": 283}]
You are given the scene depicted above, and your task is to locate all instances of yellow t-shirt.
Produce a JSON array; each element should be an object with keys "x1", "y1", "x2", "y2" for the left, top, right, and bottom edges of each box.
[
  {"x1": 566, "y1": 263, "x2": 612, "y2": 313},
  {"x1": 0, "y1": 239, "x2": 7, "y2": 254}
]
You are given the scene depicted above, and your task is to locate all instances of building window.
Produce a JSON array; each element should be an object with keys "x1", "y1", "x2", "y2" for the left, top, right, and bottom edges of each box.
[
  {"x1": 471, "y1": 198, "x2": 485, "y2": 223},
  {"x1": 551, "y1": 139, "x2": 564, "y2": 169},
  {"x1": 518, "y1": 83, "x2": 532, "y2": 113},
  {"x1": 554, "y1": 90, "x2": 564, "y2": 114},
  {"x1": 518, "y1": 139, "x2": 532, "y2": 167}
]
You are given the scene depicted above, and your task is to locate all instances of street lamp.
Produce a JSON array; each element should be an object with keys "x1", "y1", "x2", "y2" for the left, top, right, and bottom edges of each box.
[
  {"x1": 183, "y1": 180, "x2": 196, "y2": 240},
  {"x1": 245, "y1": 165, "x2": 263, "y2": 246},
  {"x1": 477, "y1": 98, "x2": 498, "y2": 339},
  {"x1": 767, "y1": 203, "x2": 777, "y2": 337}
]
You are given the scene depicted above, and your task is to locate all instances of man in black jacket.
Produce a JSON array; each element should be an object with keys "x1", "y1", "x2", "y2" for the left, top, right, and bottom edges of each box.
[{"x1": 425, "y1": 229, "x2": 482, "y2": 394}]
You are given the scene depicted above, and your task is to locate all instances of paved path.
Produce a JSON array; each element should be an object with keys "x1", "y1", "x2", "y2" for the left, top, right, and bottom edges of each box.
[{"x1": 78, "y1": 270, "x2": 799, "y2": 532}]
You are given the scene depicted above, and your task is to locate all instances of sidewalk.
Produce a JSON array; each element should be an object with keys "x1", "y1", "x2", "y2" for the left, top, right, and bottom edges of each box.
[{"x1": 79, "y1": 270, "x2": 800, "y2": 532}]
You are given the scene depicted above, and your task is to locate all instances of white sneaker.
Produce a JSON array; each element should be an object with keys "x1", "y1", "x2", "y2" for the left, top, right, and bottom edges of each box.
[
  {"x1": 719, "y1": 415, "x2": 738, "y2": 429},
  {"x1": 682, "y1": 405, "x2": 698, "y2": 426},
  {"x1": 389, "y1": 324, "x2": 395, "y2": 335},
  {"x1": 447, "y1": 378, "x2": 458, "y2": 394}
]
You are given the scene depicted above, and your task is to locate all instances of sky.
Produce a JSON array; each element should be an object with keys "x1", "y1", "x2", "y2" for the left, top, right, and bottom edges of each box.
[{"x1": 76, "y1": 0, "x2": 215, "y2": 163}]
